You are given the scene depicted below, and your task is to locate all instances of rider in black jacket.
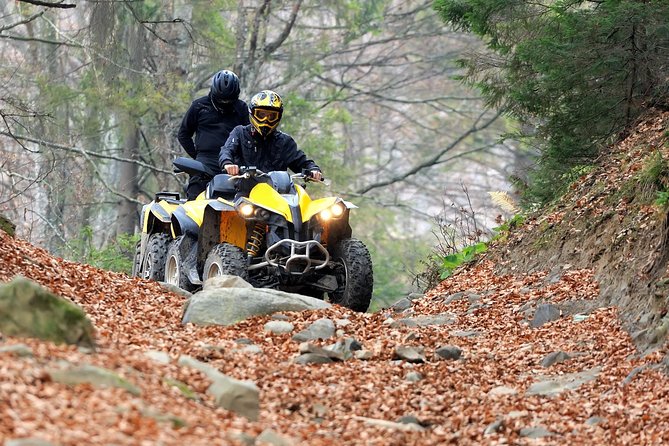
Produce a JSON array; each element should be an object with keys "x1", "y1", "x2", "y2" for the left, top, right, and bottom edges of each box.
[
  {"x1": 177, "y1": 70, "x2": 249, "y2": 199},
  {"x1": 219, "y1": 90, "x2": 322, "y2": 182}
]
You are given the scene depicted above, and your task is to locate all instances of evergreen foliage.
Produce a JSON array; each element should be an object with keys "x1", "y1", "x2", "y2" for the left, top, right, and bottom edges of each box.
[{"x1": 434, "y1": 0, "x2": 669, "y2": 203}]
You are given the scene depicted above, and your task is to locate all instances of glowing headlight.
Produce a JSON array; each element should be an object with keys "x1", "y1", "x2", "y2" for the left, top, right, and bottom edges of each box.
[
  {"x1": 319, "y1": 203, "x2": 345, "y2": 221},
  {"x1": 331, "y1": 202, "x2": 345, "y2": 217},
  {"x1": 239, "y1": 203, "x2": 255, "y2": 217}
]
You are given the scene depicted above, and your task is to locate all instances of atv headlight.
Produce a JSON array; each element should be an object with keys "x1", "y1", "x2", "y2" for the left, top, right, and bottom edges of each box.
[
  {"x1": 319, "y1": 202, "x2": 345, "y2": 221},
  {"x1": 239, "y1": 203, "x2": 255, "y2": 218}
]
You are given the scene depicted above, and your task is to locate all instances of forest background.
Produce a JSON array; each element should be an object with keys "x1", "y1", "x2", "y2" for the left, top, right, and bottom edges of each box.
[{"x1": 1, "y1": 0, "x2": 520, "y2": 310}]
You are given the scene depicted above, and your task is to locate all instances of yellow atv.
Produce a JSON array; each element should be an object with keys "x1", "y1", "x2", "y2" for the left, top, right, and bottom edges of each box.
[{"x1": 135, "y1": 157, "x2": 373, "y2": 312}]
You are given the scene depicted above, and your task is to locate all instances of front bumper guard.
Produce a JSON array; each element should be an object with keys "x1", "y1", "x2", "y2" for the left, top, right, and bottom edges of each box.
[{"x1": 248, "y1": 239, "x2": 330, "y2": 275}]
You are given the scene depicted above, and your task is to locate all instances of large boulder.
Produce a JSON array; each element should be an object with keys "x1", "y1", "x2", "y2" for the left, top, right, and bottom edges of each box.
[
  {"x1": 182, "y1": 284, "x2": 330, "y2": 326},
  {"x1": 0, "y1": 276, "x2": 96, "y2": 349}
]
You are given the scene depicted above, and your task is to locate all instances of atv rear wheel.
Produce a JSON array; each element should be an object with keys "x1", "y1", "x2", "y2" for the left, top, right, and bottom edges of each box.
[
  {"x1": 165, "y1": 236, "x2": 195, "y2": 291},
  {"x1": 131, "y1": 241, "x2": 142, "y2": 278},
  {"x1": 328, "y1": 238, "x2": 373, "y2": 312},
  {"x1": 203, "y1": 243, "x2": 248, "y2": 282},
  {"x1": 143, "y1": 233, "x2": 170, "y2": 281}
]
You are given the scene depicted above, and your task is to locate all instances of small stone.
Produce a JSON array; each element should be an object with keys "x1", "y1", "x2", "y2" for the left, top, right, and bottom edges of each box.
[
  {"x1": 264, "y1": 320, "x2": 294, "y2": 334},
  {"x1": 292, "y1": 318, "x2": 335, "y2": 342},
  {"x1": 241, "y1": 345, "x2": 263, "y2": 355},
  {"x1": 531, "y1": 304, "x2": 561, "y2": 328},
  {"x1": 487, "y1": 386, "x2": 517, "y2": 396},
  {"x1": 390, "y1": 297, "x2": 412, "y2": 312},
  {"x1": 484, "y1": 419, "x2": 504, "y2": 435},
  {"x1": 354, "y1": 350, "x2": 374, "y2": 360},
  {"x1": 541, "y1": 351, "x2": 571, "y2": 368},
  {"x1": 144, "y1": 350, "x2": 171, "y2": 364},
  {"x1": 293, "y1": 353, "x2": 334, "y2": 364},
  {"x1": 271, "y1": 314, "x2": 291, "y2": 321},
  {"x1": 435, "y1": 345, "x2": 462, "y2": 360},
  {"x1": 0, "y1": 343, "x2": 33, "y2": 357},
  {"x1": 405, "y1": 371, "x2": 423, "y2": 382},
  {"x1": 520, "y1": 426, "x2": 554, "y2": 438},
  {"x1": 393, "y1": 345, "x2": 426, "y2": 363}
]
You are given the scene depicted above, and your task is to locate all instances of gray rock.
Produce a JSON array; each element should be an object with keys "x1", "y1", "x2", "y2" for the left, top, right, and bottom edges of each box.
[
  {"x1": 240, "y1": 345, "x2": 263, "y2": 355},
  {"x1": 354, "y1": 349, "x2": 374, "y2": 360},
  {"x1": 353, "y1": 416, "x2": 425, "y2": 432},
  {"x1": 256, "y1": 429, "x2": 296, "y2": 446},
  {"x1": 435, "y1": 345, "x2": 462, "y2": 360},
  {"x1": 541, "y1": 351, "x2": 571, "y2": 368},
  {"x1": 177, "y1": 355, "x2": 223, "y2": 380},
  {"x1": 47, "y1": 363, "x2": 140, "y2": 396},
  {"x1": 299, "y1": 342, "x2": 345, "y2": 361},
  {"x1": 531, "y1": 304, "x2": 561, "y2": 328},
  {"x1": 144, "y1": 350, "x2": 171, "y2": 364},
  {"x1": 293, "y1": 353, "x2": 333, "y2": 364},
  {"x1": 325, "y1": 338, "x2": 362, "y2": 360},
  {"x1": 397, "y1": 415, "x2": 427, "y2": 427},
  {"x1": 0, "y1": 277, "x2": 96, "y2": 349},
  {"x1": 390, "y1": 297, "x2": 412, "y2": 312},
  {"x1": 394, "y1": 313, "x2": 456, "y2": 328},
  {"x1": 484, "y1": 419, "x2": 504, "y2": 435},
  {"x1": 271, "y1": 313, "x2": 291, "y2": 321},
  {"x1": 393, "y1": 345, "x2": 426, "y2": 363},
  {"x1": 520, "y1": 426, "x2": 554, "y2": 438},
  {"x1": 292, "y1": 318, "x2": 336, "y2": 342},
  {"x1": 203, "y1": 274, "x2": 254, "y2": 289},
  {"x1": 264, "y1": 320, "x2": 294, "y2": 334},
  {"x1": 0, "y1": 343, "x2": 33, "y2": 357},
  {"x1": 407, "y1": 293, "x2": 424, "y2": 301},
  {"x1": 182, "y1": 287, "x2": 330, "y2": 326},
  {"x1": 158, "y1": 282, "x2": 192, "y2": 298},
  {"x1": 208, "y1": 375, "x2": 260, "y2": 421},
  {"x1": 235, "y1": 338, "x2": 254, "y2": 345},
  {"x1": 526, "y1": 367, "x2": 601, "y2": 396},
  {"x1": 4, "y1": 439, "x2": 56, "y2": 446},
  {"x1": 450, "y1": 330, "x2": 482, "y2": 338},
  {"x1": 405, "y1": 371, "x2": 423, "y2": 382},
  {"x1": 585, "y1": 416, "x2": 606, "y2": 426},
  {"x1": 444, "y1": 292, "x2": 466, "y2": 304},
  {"x1": 488, "y1": 386, "x2": 517, "y2": 396}
]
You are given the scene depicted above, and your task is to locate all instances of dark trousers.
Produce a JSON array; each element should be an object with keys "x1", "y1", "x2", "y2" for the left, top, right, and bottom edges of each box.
[{"x1": 186, "y1": 175, "x2": 209, "y2": 200}]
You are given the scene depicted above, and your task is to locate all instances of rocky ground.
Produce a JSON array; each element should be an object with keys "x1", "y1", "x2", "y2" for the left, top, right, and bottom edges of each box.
[{"x1": 2, "y1": 109, "x2": 669, "y2": 445}]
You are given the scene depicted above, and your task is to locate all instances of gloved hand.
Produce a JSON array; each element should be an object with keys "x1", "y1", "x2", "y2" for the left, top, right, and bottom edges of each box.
[{"x1": 224, "y1": 164, "x2": 240, "y2": 175}]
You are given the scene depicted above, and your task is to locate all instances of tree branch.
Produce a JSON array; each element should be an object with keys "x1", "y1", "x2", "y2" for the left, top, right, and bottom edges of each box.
[
  {"x1": 355, "y1": 110, "x2": 503, "y2": 195},
  {"x1": 0, "y1": 131, "x2": 175, "y2": 175},
  {"x1": 17, "y1": 0, "x2": 76, "y2": 9}
]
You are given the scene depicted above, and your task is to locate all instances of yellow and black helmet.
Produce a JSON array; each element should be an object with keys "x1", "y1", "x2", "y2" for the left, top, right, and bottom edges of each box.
[{"x1": 249, "y1": 90, "x2": 283, "y2": 137}]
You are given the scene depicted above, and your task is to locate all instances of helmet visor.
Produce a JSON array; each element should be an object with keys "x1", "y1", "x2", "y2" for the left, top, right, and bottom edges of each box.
[{"x1": 252, "y1": 108, "x2": 281, "y2": 124}]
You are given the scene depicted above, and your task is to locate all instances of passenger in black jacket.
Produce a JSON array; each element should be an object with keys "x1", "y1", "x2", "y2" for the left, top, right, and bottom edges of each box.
[
  {"x1": 219, "y1": 90, "x2": 322, "y2": 183},
  {"x1": 177, "y1": 70, "x2": 250, "y2": 199}
]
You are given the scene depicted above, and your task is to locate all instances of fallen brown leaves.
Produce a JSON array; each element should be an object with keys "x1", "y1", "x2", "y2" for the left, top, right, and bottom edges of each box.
[{"x1": 2, "y1": 229, "x2": 669, "y2": 446}]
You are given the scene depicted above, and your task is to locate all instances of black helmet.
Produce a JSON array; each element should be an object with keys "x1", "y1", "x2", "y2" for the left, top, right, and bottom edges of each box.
[{"x1": 210, "y1": 70, "x2": 240, "y2": 108}]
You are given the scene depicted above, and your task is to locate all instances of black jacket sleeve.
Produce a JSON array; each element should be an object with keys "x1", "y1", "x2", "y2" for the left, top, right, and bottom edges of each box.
[
  {"x1": 219, "y1": 125, "x2": 244, "y2": 170},
  {"x1": 283, "y1": 134, "x2": 320, "y2": 173},
  {"x1": 177, "y1": 102, "x2": 198, "y2": 159}
]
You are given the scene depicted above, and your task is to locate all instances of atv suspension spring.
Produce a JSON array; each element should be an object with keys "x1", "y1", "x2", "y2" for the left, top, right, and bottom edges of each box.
[{"x1": 246, "y1": 223, "x2": 265, "y2": 257}]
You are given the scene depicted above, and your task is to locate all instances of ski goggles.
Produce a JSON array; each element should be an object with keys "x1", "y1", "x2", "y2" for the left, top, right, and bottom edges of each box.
[{"x1": 252, "y1": 108, "x2": 281, "y2": 124}]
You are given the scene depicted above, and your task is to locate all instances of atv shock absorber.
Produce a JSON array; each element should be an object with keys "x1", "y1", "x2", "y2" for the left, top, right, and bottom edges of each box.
[{"x1": 246, "y1": 223, "x2": 265, "y2": 257}]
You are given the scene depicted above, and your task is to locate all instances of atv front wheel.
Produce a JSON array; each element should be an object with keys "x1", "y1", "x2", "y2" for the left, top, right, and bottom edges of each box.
[
  {"x1": 203, "y1": 243, "x2": 248, "y2": 282},
  {"x1": 328, "y1": 238, "x2": 373, "y2": 312},
  {"x1": 165, "y1": 236, "x2": 195, "y2": 291},
  {"x1": 143, "y1": 233, "x2": 170, "y2": 281}
]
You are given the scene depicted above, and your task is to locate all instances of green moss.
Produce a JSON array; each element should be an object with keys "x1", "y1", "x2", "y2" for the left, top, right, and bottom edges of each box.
[
  {"x1": 0, "y1": 214, "x2": 15, "y2": 237},
  {"x1": 0, "y1": 277, "x2": 96, "y2": 348}
]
